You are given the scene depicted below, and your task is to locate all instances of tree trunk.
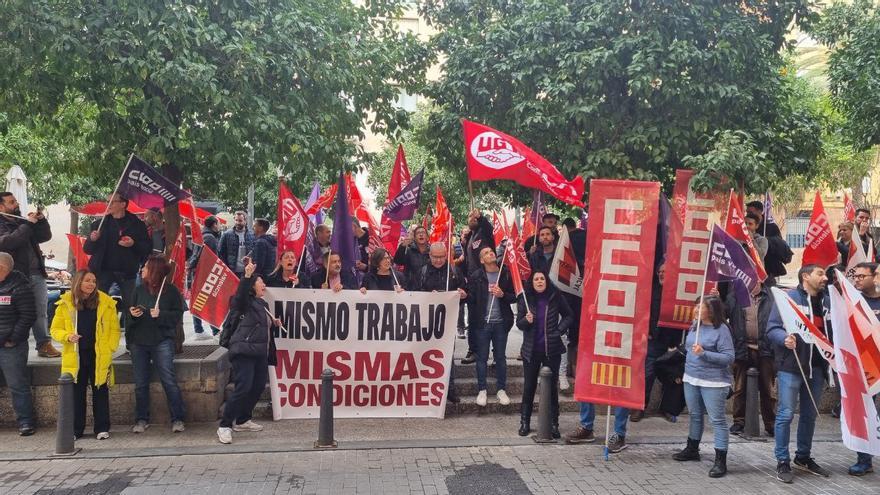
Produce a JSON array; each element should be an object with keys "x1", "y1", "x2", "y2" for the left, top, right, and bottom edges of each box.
[{"x1": 68, "y1": 207, "x2": 79, "y2": 273}]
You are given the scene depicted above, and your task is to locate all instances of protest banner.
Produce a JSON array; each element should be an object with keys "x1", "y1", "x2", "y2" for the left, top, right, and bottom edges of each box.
[
  {"x1": 265, "y1": 289, "x2": 459, "y2": 419},
  {"x1": 659, "y1": 169, "x2": 717, "y2": 330},
  {"x1": 574, "y1": 179, "x2": 659, "y2": 410}
]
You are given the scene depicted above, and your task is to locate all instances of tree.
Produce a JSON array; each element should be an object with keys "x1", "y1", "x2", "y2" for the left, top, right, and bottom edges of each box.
[
  {"x1": 812, "y1": 0, "x2": 880, "y2": 151},
  {"x1": 367, "y1": 104, "x2": 508, "y2": 224},
  {"x1": 0, "y1": 0, "x2": 427, "y2": 243},
  {"x1": 419, "y1": 0, "x2": 820, "y2": 194}
]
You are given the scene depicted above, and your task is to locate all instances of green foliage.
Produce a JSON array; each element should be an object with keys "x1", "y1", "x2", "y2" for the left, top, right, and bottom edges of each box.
[
  {"x1": 420, "y1": 0, "x2": 820, "y2": 193},
  {"x1": 685, "y1": 130, "x2": 768, "y2": 194},
  {"x1": 0, "y1": 0, "x2": 428, "y2": 206},
  {"x1": 366, "y1": 104, "x2": 507, "y2": 223},
  {"x1": 812, "y1": 0, "x2": 880, "y2": 150}
]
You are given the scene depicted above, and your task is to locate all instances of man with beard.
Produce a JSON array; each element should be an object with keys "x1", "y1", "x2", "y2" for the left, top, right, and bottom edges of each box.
[
  {"x1": 218, "y1": 211, "x2": 255, "y2": 278},
  {"x1": 0, "y1": 192, "x2": 59, "y2": 358},
  {"x1": 310, "y1": 252, "x2": 357, "y2": 291},
  {"x1": 847, "y1": 262, "x2": 879, "y2": 477}
]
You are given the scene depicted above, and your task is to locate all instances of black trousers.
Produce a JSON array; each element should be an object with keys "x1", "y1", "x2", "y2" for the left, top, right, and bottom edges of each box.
[
  {"x1": 221, "y1": 354, "x2": 268, "y2": 428},
  {"x1": 521, "y1": 352, "x2": 561, "y2": 422},
  {"x1": 74, "y1": 357, "x2": 110, "y2": 436}
]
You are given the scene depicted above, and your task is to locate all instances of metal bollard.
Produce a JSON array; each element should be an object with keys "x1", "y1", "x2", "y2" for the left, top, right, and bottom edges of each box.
[
  {"x1": 52, "y1": 373, "x2": 80, "y2": 457},
  {"x1": 533, "y1": 366, "x2": 557, "y2": 443},
  {"x1": 314, "y1": 369, "x2": 337, "y2": 448},
  {"x1": 743, "y1": 367, "x2": 761, "y2": 439}
]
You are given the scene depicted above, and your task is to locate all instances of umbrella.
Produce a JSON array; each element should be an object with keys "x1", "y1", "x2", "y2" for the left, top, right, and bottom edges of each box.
[{"x1": 5, "y1": 165, "x2": 28, "y2": 213}]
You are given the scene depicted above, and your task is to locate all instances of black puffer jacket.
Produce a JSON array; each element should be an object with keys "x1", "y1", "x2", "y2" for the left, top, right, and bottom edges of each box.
[
  {"x1": 462, "y1": 215, "x2": 495, "y2": 276},
  {"x1": 393, "y1": 243, "x2": 430, "y2": 288},
  {"x1": 723, "y1": 282, "x2": 774, "y2": 361},
  {"x1": 0, "y1": 270, "x2": 35, "y2": 346},
  {"x1": 516, "y1": 287, "x2": 573, "y2": 361},
  {"x1": 83, "y1": 213, "x2": 151, "y2": 277},
  {"x1": 264, "y1": 270, "x2": 311, "y2": 288},
  {"x1": 466, "y1": 267, "x2": 516, "y2": 331},
  {"x1": 413, "y1": 263, "x2": 466, "y2": 292},
  {"x1": 0, "y1": 216, "x2": 51, "y2": 277},
  {"x1": 228, "y1": 276, "x2": 277, "y2": 365}
]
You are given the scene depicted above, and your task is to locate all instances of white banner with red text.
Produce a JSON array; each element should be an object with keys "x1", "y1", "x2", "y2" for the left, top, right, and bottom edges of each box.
[{"x1": 265, "y1": 289, "x2": 459, "y2": 419}]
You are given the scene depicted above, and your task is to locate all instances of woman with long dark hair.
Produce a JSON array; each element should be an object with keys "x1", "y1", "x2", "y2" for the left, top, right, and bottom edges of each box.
[
  {"x1": 515, "y1": 271, "x2": 573, "y2": 438},
  {"x1": 673, "y1": 295, "x2": 735, "y2": 478},
  {"x1": 265, "y1": 249, "x2": 310, "y2": 288},
  {"x1": 360, "y1": 248, "x2": 405, "y2": 293},
  {"x1": 50, "y1": 270, "x2": 121, "y2": 440},
  {"x1": 127, "y1": 255, "x2": 186, "y2": 434},
  {"x1": 217, "y1": 260, "x2": 280, "y2": 444}
]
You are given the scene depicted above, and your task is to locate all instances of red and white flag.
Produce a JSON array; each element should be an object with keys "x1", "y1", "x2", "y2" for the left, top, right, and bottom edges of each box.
[
  {"x1": 347, "y1": 174, "x2": 383, "y2": 253},
  {"x1": 305, "y1": 183, "x2": 337, "y2": 217},
  {"x1": 549, "y1": 226, "x2": 583, "y2": 296},
  {"x1": 380, "y1": 145, "x2": 412, "y2": 252},
  {"x1": 492, "y1": 211, "x2": 505, "y2": 247},
  {"x1": 430, "y1": 187, "x2": 453, "y2": 245},
  {"x1": 723, "y1": 191, "x2": 767, "y2": 281},
  {"x1": 276, "y1": 181, "x2": 309, "y2": 261},
  {"x1": 845, "y1": 233, "x2": 871, "y2": 283},
  {"x1": 802, "y1": 191, "x2": 840, "y2": 267},
  {"x1": 844, "y1": 192, "x2": 856, "y2": 222},
  {"x1": 190, "y1": 246, "x2": 239, "y2": 328},
  {"x1": 501, "y1": 213, "x2": 531, "y2": 283},
  {"x1": 838, "y1": 272, "x2": 880, "y2": 395},
  {"x1": 520, "y1": 207, "x2": 536, "y2": 247},
  {"x1": 770, "y1": 287, "x2": 837, "y2": 370},
  {"x1": 180, "y1": 194, "x2": 203, "y2": 246},
  {"x1": 462, "y1": 119, "x2": 585, "y2": 206},
  {"x1": 829, "y1": 275, "x2": 880, "y2": 455}
]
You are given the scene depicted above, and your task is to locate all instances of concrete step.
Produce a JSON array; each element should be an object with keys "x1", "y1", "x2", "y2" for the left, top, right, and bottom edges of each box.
[{"x1": 451, "y1": 359, "x2": 527, "y2": 379}]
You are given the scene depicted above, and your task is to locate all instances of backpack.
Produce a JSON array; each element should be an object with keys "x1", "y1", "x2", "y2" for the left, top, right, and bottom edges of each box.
[{"x1": 218, "y1": 308, "x2": 245, "y2": 348}]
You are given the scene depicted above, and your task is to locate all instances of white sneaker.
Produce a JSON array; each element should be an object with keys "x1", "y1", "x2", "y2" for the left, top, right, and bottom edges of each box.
[
  {"x1": 96, "y1": 431, "x2": 110, "y2": 440},
  {"x1": 217, "y1": 427, "x2": 233, "y2": 444},
  {"x1": 559, "y1": 374, "x2": 570, "y2": 391},
  {"x1": 194, "y1": 333, "x2": 213, "y2": 341},
  {"x1": 497, "y1": 389, "x2": 511, "y2": 406},
  {"x1": 476, "y1": 390, "x2": 488, "y2": 407},
  {"x1": 233, "y1": 420, "x2": 264, "y2": 432}
]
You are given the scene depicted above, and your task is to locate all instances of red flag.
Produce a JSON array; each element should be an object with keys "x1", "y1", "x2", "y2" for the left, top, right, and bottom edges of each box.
[
  {"x1": 844, "y1": 192, "x2": 856, "y2": 222},
  {"x1": 66, "y1": 234, "x2": 90, "y2": 271},
  {"x1": 501, "y1": 212, "x2": 531, "y2": 283},
  {"x1": 73, "y1": 200, "x2": 146, "y2": 216},
  {"x1": 189, "y1": 246, "x2": 239, "y2": 328},
  {"x1": 430, "y1": 187, "x2": 452, "y2": 244},
  {"x1": 462, "y1": 119, "x2": 585, "y2": 206},
  {"x1": 520, "y1": 207, "x2": 535, "y2": 246},
  {"x1": 492, "y1": 212, "x2": 505, "y2": 247},
  {"x1": 346, "y1": 174, "x2": 383, "y2": 253},
  {"x1": 305, "y1": 183, "x2": 337, "y2": 216},
  {"x1": 803, "y1": 191, "x2": 839, "y2": 267},
  {"x1": 723, "y1": 191, "x2": 768, "y2": 281},
  {"x1": 380, "y1": 145, "x2": 412, "y2": 252},
  {"x1": 575, "y1": 179, "x2": 660, "y2": 410},
  {"x1": 180, "y1": 194, "x2": 203, "y2": 246},
  {"x1": 169, "y1": 228, "x2": 187, "y2": 292},
  {"x1": 276, "y1": 181, "x2": 309, "y2": 261}
]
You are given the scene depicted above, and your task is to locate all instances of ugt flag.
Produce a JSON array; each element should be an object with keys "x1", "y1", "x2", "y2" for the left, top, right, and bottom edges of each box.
[
  {"x1": 706, "y1": 225, "x2": 759, "y2": 307},
  {"x1": 116, "y1": 155, "x2": 191, "y2": 209},
  {"x1": 383, "y1": 169, "x2": 424, "y2": 222},
  {"x1": 829, "y1": 276, "x2": 880, "y2": 455},
  {"x1": 462, "y1": 119, "x2": 585, "y2": 206},
  {"x1": 277, "y1": 181, "x2": 309, "y2": 261},
  {"x1": 189, "y1": 246, "x2": 239, "y2": 328}
]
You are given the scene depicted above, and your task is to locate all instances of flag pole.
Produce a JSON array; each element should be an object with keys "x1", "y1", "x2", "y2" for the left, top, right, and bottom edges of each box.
[
  {"x1": 324, "y1": 248, "x2": 332, "y2": 288},
  {"x1": 763, "y1": 191, "x2": 768, "y2": 236},
  {"x1": 154, "y1": 276, "x2": 167, "y2": 310},
  {"x1": 264, "y1": 307, "x2": 288, "y2": 335},
  {"x1": 97, "y1": 153, "x2": 134, "y2": 233},
  {"x1": 510, "y1": 238, "x2": 530, "y2": 313},
  {"x1": 603, "y1": 405, "x2": 612, "y2": 461},
  {"x1": 533, "y1": 191, "x2": 541, "y2": 251},
  {"x1": 791, "y1": 348, "x2": 821, "y2": 414},
  {"x1": 446, "y1": 213, "x2": 453, "y2": 292},
  {"x1": 0, "y1": 211, "x2": 28, "y2": 221},
  {"x1": 694, "y1": 226, "x2": 715, "y2": 343},
  {"x1": 485, "y1": 252, "x2": 506, "y2": 323},
  {"x1": 294, "y1": 247, "x2": 306, "y2": 281}
]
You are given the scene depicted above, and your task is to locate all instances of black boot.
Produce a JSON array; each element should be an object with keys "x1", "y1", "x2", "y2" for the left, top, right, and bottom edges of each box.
[
  {"x1": 518, "y1": 417, "x2": 531, "y2": 436},
  {"x1": 709, "y1": 449, "x2": 727, "y2": 478},
  {"x1": 673, "y1": 438, "x2": 701, "y2": 461},
  {"x1": 551, "y1": 421, "x2": 561, "y2": 439}
]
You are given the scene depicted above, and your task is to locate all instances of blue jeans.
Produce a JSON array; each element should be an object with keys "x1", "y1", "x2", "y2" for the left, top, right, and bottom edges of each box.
[
  {"x1": 683, "y1": 382, "x2": 729, "y2": 450},
  {"x1": 0, "y1": 342, "x2": 33, "y2": 426},
  {"x1": 30, "y1": 275, "x2": 50, "y2": 346},
  {"x1": 774, "y1": 369, "x2": 825, "y2": 462},
  {"x1": 130, "y1": 340, "x2": 186, "y2": 422},
  {"x1": 580, "y1": 402, "x2": 629, "y2": 436},
  {"x1": 475, "y1": 321, "x2": 507, "y2": 391}
]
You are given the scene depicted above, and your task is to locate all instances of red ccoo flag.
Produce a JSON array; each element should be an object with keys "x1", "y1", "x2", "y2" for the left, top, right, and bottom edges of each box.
[
  {"x1": 802, "y1": 192, "x2": 840, "y2": 267},
  {"x1": 190, "y1": 246, "x2": 239, "y2": 328},
  {"x1": 723, "y1": 191, "x2": 767, "y2": 281},
  {"x1": 462, "y1": 119, "x2": 585, "y2": 207},
  {"x1": 276, "y1": 180, "x2": 309, "y2": 261},
  {"x1": 380, "y1": 145, "x2": 412, "y2": 252},
  {"x1": 66, "y1": 234, "x2": 90, "y2": 271}
]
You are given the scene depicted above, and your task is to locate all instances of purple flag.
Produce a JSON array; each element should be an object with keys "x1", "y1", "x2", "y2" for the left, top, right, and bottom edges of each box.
[
  {"x1": 116, "y1": 155, "x2": 191, "y2": 209},
  {"x1": 383, "y1": 169, "x2": 424, "y2": 222},
  {"x1": 707, "y1": 224, "x2": 759, "y2": 307},
  {"x1": 305, "y1": 181, "x2": 324, "y2": 225},
  {"x1": 763, "y1": 191, "x2": 776, "y2": 225},
  {"x1": 330, "y1": 171, "x2": 358, "y2": 279}
]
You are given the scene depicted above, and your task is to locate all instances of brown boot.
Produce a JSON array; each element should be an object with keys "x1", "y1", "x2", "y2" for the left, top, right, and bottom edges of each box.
[{"x1": 37, "y1": 341, "x2": 61, "y2": 358}]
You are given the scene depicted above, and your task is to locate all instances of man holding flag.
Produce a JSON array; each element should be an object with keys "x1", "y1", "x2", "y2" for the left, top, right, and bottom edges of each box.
[{"x1": 766, "y1": 264, "x2": 833, "y2": 483}]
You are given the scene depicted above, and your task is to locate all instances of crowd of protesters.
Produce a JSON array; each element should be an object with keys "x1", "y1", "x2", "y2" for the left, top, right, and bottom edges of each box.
[{"x1": 0, "y1": 190, "x2": 877, "y2": 483}]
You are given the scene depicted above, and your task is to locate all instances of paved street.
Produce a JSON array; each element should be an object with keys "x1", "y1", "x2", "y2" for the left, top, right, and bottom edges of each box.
[{"x1": 0, "y1": 439, "x2": 877, "y2": 494}]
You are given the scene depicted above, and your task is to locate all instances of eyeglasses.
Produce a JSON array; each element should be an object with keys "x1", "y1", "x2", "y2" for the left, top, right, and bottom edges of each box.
[{"x1": 853, "y1": 274, "x2": 871, "y2": 280}]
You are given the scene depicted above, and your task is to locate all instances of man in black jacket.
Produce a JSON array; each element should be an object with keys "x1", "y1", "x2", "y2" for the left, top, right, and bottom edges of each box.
[
  {"x1": 468, "y1": 246, "x2": 516, "y2": 408},
  {"x1": 0, "y1": 252, "x2": 37, "y2": 435},
  {"x1": 747, "y1": 201, "x2": 791, "y2": 280},
  {"x1": 251, "y1": 218, "x2": 277, "y2": 279},
  {"x1": 83, "y1": 193, "x2": 152, "y2": 309},
  {"x1": 0, "y1": 192, "x2": 59, "y2": 358},
  {"x1": 462, "y1": 210, "x2": 496, "y2": 276},
  {"x1": 310, "y1": 252, "x2": 358, "y2": 291}
]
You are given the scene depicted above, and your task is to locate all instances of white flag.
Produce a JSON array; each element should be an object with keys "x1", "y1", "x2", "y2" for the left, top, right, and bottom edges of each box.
[
  {"x1": 769, "y1": 287, "x2": 837, "y2": 370},
  {"x1": 549, "y1": 227, "x2": 582, "y2": 296}
]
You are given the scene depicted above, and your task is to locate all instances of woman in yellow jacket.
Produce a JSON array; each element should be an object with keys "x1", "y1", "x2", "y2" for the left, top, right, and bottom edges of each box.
[{"x1": 50, "y1": 270, "x2": 121, "y2": 440}]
